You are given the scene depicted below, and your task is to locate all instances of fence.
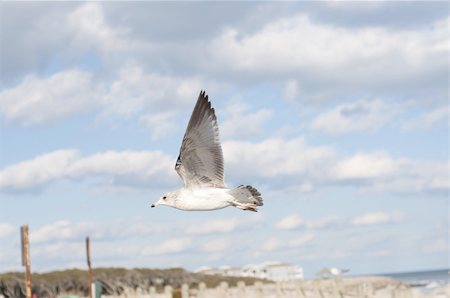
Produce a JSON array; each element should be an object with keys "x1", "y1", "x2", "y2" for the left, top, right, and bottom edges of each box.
[{"x1": 94, "y1": 280, "x2": 448, "y2": 298}]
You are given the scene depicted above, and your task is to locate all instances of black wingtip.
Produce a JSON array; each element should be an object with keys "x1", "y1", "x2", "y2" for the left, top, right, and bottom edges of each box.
[
  {"x1": 200, "y1": 90, "x2": 209, "y2": 99},
  {"x1": 198, "y1": 90, "x2": 211, "y2": 109}
]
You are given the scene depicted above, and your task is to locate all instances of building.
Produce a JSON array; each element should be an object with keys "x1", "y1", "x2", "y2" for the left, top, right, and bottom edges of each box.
[
  {"x1": 258, "y1": 263, "x2": 304, "y2": 281},
  {"x1": 197, "y1": 262, "x2": 304, "y2": 281}
]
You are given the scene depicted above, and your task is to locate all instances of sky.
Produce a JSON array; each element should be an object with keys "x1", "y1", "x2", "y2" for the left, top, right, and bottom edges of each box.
[{"x1": 0, "y1": 2, "x2": 448, "y2": 278}]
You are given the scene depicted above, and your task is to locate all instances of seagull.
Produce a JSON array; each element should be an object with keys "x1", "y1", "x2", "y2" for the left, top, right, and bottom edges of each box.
[
  {"x1": 317, "y1": 267, "x2": 350, "y2": 279},
  {"x1": 151, "y1": 91, "x2": 263, "y2": 212}
]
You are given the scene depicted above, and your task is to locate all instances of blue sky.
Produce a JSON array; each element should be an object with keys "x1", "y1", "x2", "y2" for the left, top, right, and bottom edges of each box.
[{"x1": 0, "y1": 2, "x2": 448, "y2": 277}]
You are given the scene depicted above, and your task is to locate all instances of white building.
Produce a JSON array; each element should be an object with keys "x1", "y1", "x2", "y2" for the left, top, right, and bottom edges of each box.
[
  {"x1": 197, "y1": 262, "x2": 304, "y2": 281},
  {"x1": 259, "y1": 263, "x2": 304, "y2": 281}
]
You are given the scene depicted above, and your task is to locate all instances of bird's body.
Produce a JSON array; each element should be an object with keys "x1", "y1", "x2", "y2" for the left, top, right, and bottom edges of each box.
[
  {"x1": 165, "y1": 185, "x2": 262, "y2": 211},
  {"x1": 317, "y1": 267, "x2": 350, "y2": 279},
  {"x1": 152, "y1": 91, "x2": 263, "y2": 212},
  {"x1": 165, "y1": 188, "x2": 233, "y2": 211}
]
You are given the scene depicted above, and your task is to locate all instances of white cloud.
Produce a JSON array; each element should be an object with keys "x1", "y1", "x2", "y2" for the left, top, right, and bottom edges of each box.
[
  {"x1": 220, "y1": 100, "x2": 273, "y2": 139},
  {"x1": 261, "y1": 233, "x2": 316, "y2": 252},
  {"x1": 331, "y1": 151, "x2": 403, "y2": 180},
  {"x1": 403, "y1": 105, "x2": 449, "y2": 130},
  {"x1": 351, "y1": 211, "x2": 405, "y2": 226},
  {"x1": 201, "y1": 238, "x2": 231, "y2": 253},
  {"x1": 223, "y1": 137, "x2": 334, "y2": 181},
  {"x1": 275, "y1": 214, "x2": 304, "y2": 230},
  {"x1": 0, "y1": 149, "x2": 175, "y2": 193},
  {"x1": 25, "y1": 219, "x2": 171, "y2": 246},
  {"x1": 140, "y1": 112, "x2": 178, "y2": 140},
  {"x1": 1, "y1": 138, "x2": 446, "y2": 196},
  {"x1": 224, "y1": 137, "x2": 448, "y2": 195},
  {"x1": 0, "y1": 223, "x2": 15, "y2": 239},
  {"x1": 184, "y1": 218, "x2": 240, "y2": 235},
  {"x1": 31, "y1": 220, "x2": 88, "y2": 243},
  {"x1": 30, "y1": 220, "x2": 129, "y2": 244},
  {"x1": 288, "y1": 232, "x2": 315, "y2": 247},
  {"x1": 275, "y1": 214, "x2": 342, "y2": 231},
  {"x1": 136, "y1": 150, "x2": 440, "y2": 196},
  {"x1": 95, "y1": 62, "x2": 227, "y2": 139},
  {"x1": 368, "y1": 249, "x2": 392, "y2": 258},
  {"x1": 331, "y1": 151, "x2": 449, "y2": 194},
  {"x1": 141, "y1": 237, "x2": 192, "y2": 255},
  {"x1": 0, "y1": 62, "x2": 216, "y2": 141},
  {"x1": 67, "y1": 3, "x2": 128, "y2": 53},
  {"x1": 261, "y1": 237, "x2": 280, "y2": 252},
  {"x1": 0, "y1": 69, "x2": 99, "y2": 125},
  {"x1": 306, "y1": 216, "x2": 341, "y2": 229},
  {"x1": 311, "y1": 99, "x2": 399, "y2": 134},
  {"x1": 423, "y1": 238, "x2": 448, "y2": 254},
  {"x1": 98, "y1": 63, "x2": 205, "y2": 120},
  {"x1": 32, "y1": 242, "x2": 85, "y2": 261},
  {"x1": 284, "y1": 80, "x2": 299, "y2": 100},
  {"x1": 207, "y1": 13, "x2": 447, "y2": 100},
  {"x1": 67, "y1": 150, "x2": 172, "y2": 180},
  {"x1": 3, "y1": 3, "x2": 447, "y2": 110},
  {"x1": 0, "y1": 150, "x2": 79, "y2": 191},
  {"x1": 418, "y1": 106, "x2": 449, "y2": 128}
]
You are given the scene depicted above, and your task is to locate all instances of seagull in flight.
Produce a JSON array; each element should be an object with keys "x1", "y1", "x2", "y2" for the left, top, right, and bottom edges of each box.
[
  {"x1": 151, "y1": 91, "x2": 263, "y2": 212},
  {"x1": 317, "y1": 267, "x2": 350, "y2": 279}
]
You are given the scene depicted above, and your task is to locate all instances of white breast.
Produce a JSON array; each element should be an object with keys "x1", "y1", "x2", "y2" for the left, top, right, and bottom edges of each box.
[{"x1": 175, "y1": 188, "x2": 233, "y2": 211}]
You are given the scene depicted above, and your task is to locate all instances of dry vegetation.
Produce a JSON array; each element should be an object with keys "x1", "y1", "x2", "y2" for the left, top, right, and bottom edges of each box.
[{"x1": 0, "y1": 267, "x2": 269, "y2": 297}]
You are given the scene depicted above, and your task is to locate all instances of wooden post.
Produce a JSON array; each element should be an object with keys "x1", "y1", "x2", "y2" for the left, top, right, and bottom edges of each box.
[
  {"x1": 366, "y1": 282, "x2": 374, "y2": 298},
  {"x1": 86, "y1": 236, "x2": 93, "y2": 298},
  {"x1": 164, "y1": 285, "x2": 173, "y2": 298},
  {"x1": 198, "y1": 282, "x2": 206, "y2": 298},
  {"x1": 218, "y1": 281, "x2": 228, "y2": 298},
  {"x1": 276, "y1": 282, "x2": 283, "y2": 298},
  {"x1": 254, "y1": 281, "x2": 263, "y2": 298},
  {"x1": 313, "y1": 280, "x2": 325, "y2": 298},
  {"x1": 181, "y1": 283, "x2": 189, "y2": 298},
  {"x1": 394, "y1": 287, "x2": 412, "y2": 298},
  {"x1": 333, "y1": 279, "x2": 345, "y2": 298},
  {"x1": 237, "y1": 281, "x2": 246, "y2": 298},
  {"x1": 295, "y1": 281, "x2": 307, "y2": 298},
  {"x1": 149, "y1": 286, "x2": 156, "y2": 298},
  {"x1": 20, "y1": 225, "x2": 32, "y2": 298}
]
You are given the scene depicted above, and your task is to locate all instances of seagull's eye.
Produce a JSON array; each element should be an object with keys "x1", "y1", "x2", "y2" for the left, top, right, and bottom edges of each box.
[{"x1": 163, "y1": 196, "x2": 167, "y2": 200}]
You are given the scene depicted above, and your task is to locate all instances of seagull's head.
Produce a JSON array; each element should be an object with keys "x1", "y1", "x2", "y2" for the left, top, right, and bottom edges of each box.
[{"x1": 151, "y1": 191, "x2": 178, "y2": 208}]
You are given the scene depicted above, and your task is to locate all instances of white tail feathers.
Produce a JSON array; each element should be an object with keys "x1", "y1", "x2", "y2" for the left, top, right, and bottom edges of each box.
[{"x1": 229, "y1": 185, "x2": 263, "y2": 212}]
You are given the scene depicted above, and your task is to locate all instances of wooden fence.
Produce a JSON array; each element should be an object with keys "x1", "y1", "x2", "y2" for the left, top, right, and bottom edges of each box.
[{"x1": 93, "y1": 280, "x2": 448, "y2": 298}]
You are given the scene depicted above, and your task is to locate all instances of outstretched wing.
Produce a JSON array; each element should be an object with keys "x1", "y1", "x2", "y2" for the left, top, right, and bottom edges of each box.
[{"x1": 175, "y1": 91, "x2": 225, "y2": 188}]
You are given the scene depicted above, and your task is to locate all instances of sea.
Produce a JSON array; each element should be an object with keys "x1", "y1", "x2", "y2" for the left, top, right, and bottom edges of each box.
[{"x1": 380, "y1": 269, "x2": 449, "y2": 293}]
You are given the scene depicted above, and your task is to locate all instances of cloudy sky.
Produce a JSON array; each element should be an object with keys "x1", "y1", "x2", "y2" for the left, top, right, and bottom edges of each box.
[{"x1": 0, "y1": 2, "x2": 448, "y2": 277}]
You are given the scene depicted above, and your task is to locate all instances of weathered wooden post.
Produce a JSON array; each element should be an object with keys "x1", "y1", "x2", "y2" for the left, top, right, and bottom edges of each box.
[
  {"x1": 276, "y1": 281, "x2": 283, "y2": 298},
  {"x1": 254, "y1": 281, "x2": 263, "y2": 298},
  {"x1": 393, "y1": 287, "x2": 412, "y2": 298},
  {"x1": 313, "y1": 280, "x2": 325, "y2": 298},
  {"x1": 237, "y1": 281, "x2": 246, "y2": 298},
  {"x1": 149, "y1": 286, "x2": 156, "y2": 298},
  {"x1": 366, "y1": 282, "x2": 374, "y2": 298},
  {"x1": 20, "y1": 225, "x2": 32, "y2": 298},
  {"x1": 218, "y1": 281, "x2": 228, "y2": 298},
  {"x1": 164, "y1": 285, "x2": 173, "y2": 298},
  {"x1": 294, "y1": 281, "x2": 307, "y2": 298},
  {"x1": 86, "y1": 236, "x2": 93, "y2": 298},
  {"x1": 357, "y1": 283, "x2": 373, "y2": 298},
  {"x1": 197, "y1": 282, "x2": 206, "y2": 298},
  {"x1": 333, "y1": 279, "x2": 345, "y2": 298},
  {"x1": 181, "y1": 283, "x2": 189, "y2": 298}
]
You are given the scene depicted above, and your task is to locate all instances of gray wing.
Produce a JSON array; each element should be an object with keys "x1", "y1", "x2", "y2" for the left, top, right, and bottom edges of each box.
[{"x1": 175, "y1": 90, "x2": 225, "y2": 188}]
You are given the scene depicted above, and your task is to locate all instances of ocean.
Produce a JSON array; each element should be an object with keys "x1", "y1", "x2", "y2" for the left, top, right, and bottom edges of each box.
[{"x1": 381, "y1": 269, "x2": 449, "y2": 293}]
